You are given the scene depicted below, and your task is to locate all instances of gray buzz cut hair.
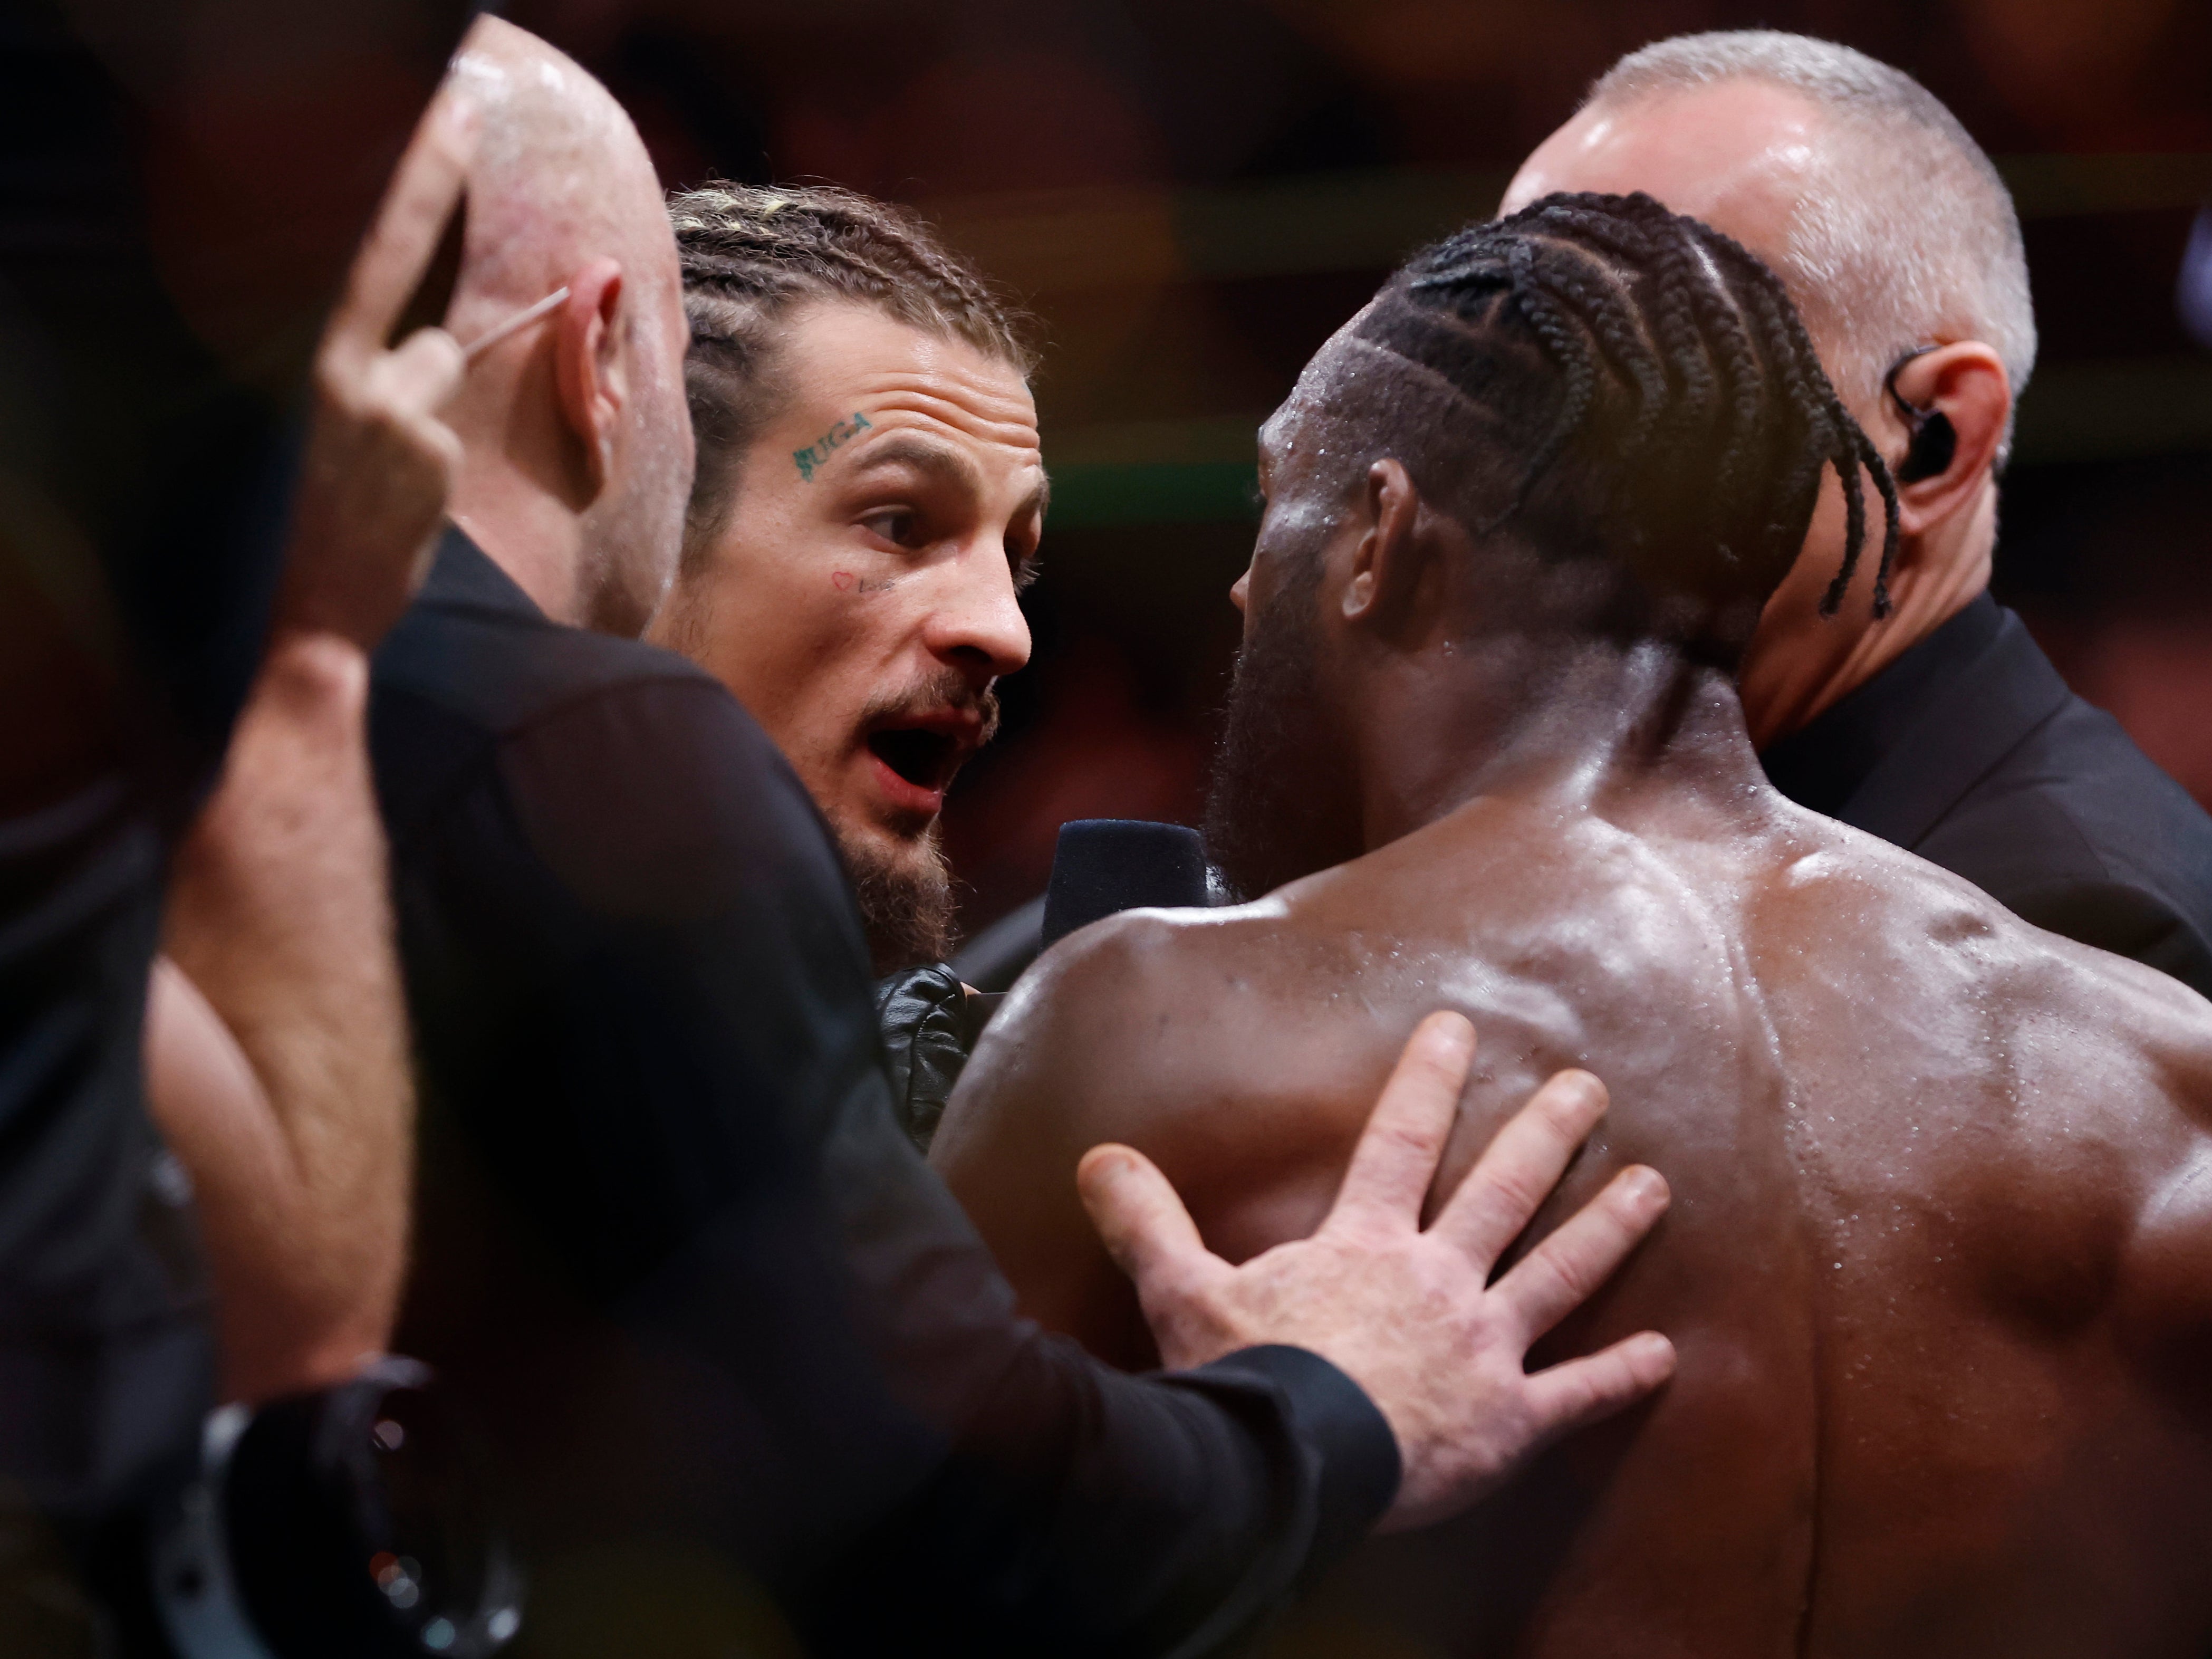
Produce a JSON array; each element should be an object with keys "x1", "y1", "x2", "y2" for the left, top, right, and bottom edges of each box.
[{"x1": 1587, "y1": 31, "x2": 2035, "y2": 455}]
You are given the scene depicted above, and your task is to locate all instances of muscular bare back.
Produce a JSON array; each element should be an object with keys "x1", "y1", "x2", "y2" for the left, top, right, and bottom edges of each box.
[{"x1": 934, "y1": 782, "x2": 2212, "y2": 1656}]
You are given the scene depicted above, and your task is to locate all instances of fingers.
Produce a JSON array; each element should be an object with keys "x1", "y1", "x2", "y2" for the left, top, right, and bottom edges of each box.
[
  {"x1": 1078, "y1": 1144, "x2": 1218, "y2": 1297},
  {"x1": 326, "y1": 79, "x2": 477, "y2": 361},
  {"x1": 1326, "y1": 1012, "x2": 1477, "y2": 1236},
  {"x1": 1492, "y1": 1164, "x2": 1669, "y2": 1338},
  {"x1": 373, "y1": 325, "x2": 467, "y2": 422},
  {"x1": 1429, "y1": 1067, "x2": 1610, "y2": 1270},
  {"x1": 1521, "y1": 1329, "x2": 1676, "y2": 1440}
]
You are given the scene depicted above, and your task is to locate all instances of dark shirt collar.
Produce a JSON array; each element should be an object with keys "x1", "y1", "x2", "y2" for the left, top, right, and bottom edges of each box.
[
  {"x1": 1759, "y1": 591, "x2": 2006, "y2": 820},
  {"x1": 418, "y1": 523, "x2": 546, "y2": 620}
]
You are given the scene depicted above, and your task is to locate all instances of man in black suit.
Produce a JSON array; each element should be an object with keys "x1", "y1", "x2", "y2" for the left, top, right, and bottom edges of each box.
[
  {"x1": 369, "y1": 22, "x2": 1675, "y2": 1655},
  {"x1": 1504, "y1": 30, "x2": 2212, "y2": 1000}
]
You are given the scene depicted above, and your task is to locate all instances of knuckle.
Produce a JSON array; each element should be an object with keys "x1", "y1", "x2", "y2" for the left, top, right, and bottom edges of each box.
[
  {"x1": 1532, "y1": 1250, "x2": 1590, "y2": 1310},
  {"x1": 1531, "y1": 1087, "x2": 1592, "y2": 1143},
  {"x1": 1598, "y1": 1182, "x2": 1655, "y2": 1237},
  {"x1": 1480, "y1": 1162, "x2": 1551, "y2": 1223}
]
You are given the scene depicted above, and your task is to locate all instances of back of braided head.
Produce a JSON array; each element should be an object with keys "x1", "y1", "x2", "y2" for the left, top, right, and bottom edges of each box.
[
  {"x1": 1330, "y1": 190, "x2": 1897, "y2": 659},
  {"x1": 667, "y1": 181, "x2": 1036, "y2": 552}
]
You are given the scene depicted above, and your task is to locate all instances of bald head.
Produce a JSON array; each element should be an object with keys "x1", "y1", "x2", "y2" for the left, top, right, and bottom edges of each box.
[
  {"x1": 431, "y1": 18, "x2": 691, "y2": 639},
  {"x1": 446, "y1": 18, "x2": 670, "y2": 323},
  {"x1": 1505, "y1": 32, "x2": 2033, "y2": 445}
]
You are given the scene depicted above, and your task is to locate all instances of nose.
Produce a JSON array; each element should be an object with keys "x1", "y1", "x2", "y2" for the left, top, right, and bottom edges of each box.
[
  {"x1": 924, "y1": 543, "x2": 1032, "y2": 686},
  {"x1": 1229, "y1": 567, "x2": 1251, "y2": 613}
]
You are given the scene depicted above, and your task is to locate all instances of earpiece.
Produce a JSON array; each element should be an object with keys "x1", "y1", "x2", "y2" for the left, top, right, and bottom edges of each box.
[
  {"x1": 1884, "y1": 347, "x2": 1956, "y2": 485},
  {"x1": 1898, "y1": 410, "x2": 1956, "y2": 484}
]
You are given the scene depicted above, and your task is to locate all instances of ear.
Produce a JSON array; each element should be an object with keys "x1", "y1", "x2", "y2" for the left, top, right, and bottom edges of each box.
[
  {"x1": 1882, "y1": 341, "x2": 2008, "y2": 541},
  {"x1": 551, "y1": 256, "x2": 627, "y2": 495},
  {"x1": 1341, "y1": 458, "x2": 1425, "y2": 631}
]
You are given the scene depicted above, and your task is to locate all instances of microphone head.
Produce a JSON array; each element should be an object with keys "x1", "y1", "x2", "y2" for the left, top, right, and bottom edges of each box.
[{"x1": 1042, "y1": 820, "x2": 1210, "y2": 948}]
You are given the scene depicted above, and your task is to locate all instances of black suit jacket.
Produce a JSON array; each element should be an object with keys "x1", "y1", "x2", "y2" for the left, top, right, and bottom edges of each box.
[
  {"x1": 368, "y1": 531, "x2": 1396, "y2": 1656},
  {"x1": 1762, "y1": 593, "x2": 2212, "y2": 1001}
]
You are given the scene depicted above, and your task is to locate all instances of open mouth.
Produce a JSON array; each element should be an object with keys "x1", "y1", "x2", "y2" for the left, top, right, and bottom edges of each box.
[{"x1": 868, "y1": 725, "x2": 964, "y2": 795}]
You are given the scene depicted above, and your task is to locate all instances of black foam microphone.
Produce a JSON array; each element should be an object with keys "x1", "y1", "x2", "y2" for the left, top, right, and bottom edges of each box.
[{"x1": 1041, "y1": 820, "x2": 1211, "y2": 948}]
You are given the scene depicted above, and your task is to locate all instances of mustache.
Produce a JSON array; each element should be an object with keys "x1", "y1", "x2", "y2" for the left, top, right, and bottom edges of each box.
[{"x1": 860, "y1": 669, "x2": 1003, "y2": 747}]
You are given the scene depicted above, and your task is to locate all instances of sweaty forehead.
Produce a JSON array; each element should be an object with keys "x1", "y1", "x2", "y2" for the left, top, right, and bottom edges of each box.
[
  {"x1": 1502, "y1": 80, "x2": 1829, "y2": 271},
  {"x1": 777, "y1": 300, "x2": 1039, "y2": 459},
  {"x1": 1263, "y1": 318, "x2": 1369, "y2": 451}
]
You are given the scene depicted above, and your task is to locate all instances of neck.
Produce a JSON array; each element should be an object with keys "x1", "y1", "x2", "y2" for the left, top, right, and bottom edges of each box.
[
  {"x1": 1743, "y1": 482, "x2": 1997, "y2": 748},
  {"x1": 443, "y1": 339, "x2": 602, "y2": 632},
  {"x1": 447, "y1": 487, "x2": 590, "y2": 629},
  {"x1": 1353, "y1": 635, "x2": 1772, "y2": 852}
]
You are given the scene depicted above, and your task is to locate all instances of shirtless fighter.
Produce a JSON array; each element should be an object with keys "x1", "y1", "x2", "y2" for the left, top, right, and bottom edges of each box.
[{"x1": 932, "y1": 192, "x2": 2212, "y2": 1655}]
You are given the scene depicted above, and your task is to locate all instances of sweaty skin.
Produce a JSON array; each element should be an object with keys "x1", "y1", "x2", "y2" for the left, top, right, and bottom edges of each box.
[
  {"x1": 939, "y1": 712, "x2": 2212, "y2": 1654},
  {"x1": 934, "y1": 498, "x2": 2212, "y2": 1652}
]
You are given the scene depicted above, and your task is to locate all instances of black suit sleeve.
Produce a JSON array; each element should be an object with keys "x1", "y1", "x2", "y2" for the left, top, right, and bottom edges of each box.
[{"x1": 386, "y1": 672, "x2": 1397, "y2": 1657}]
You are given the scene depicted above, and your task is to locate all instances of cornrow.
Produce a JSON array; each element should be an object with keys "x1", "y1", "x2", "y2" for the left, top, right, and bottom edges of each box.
[
  {"x1": 1376, "y1": 190, "x2": 1900, "y2": 619},
  {"x1": 1546, "y1": 201, "x2": 1722, "y2": 474},
  {"x1": 1479, "y1": 241, "x2": 1597, "y2": 525},
  {"x1": 665, "y1": 181, "x2": 1036, "y2": 552}
]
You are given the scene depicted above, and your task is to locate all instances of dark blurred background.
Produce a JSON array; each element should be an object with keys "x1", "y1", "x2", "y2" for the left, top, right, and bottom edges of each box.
[
  {"x1": 74, "y1": 0, "x2": 2212, "y2": 942},
  {"x1": 4, "y1": 3, "x2": 2199, "y2": 1653},
  {"x1": 514, "y1": 0, "x2": 2212, "y2": 942}
]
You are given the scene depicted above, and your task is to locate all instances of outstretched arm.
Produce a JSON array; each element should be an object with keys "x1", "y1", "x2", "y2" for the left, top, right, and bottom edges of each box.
[{"x1": 145, "y1": 82, "x2": 472, "y2": 1403}]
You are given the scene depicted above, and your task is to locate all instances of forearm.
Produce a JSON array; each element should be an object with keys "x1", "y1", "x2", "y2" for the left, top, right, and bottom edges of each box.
[
  {"x1": 772, "y1": 1065, "x2": 1397, "y2": 1655},
  {"x1": 802, "y1": 1339, "x2": 1392, "y2": 1658},
  {"x1": 156, "y1": 628, "x2": 412, "y2": 1402}
]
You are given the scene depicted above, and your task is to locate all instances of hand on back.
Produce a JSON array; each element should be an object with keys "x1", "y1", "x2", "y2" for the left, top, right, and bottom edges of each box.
[{"x1": 1079, "y1": 1011, "x2": 1676, "y2": 1532}]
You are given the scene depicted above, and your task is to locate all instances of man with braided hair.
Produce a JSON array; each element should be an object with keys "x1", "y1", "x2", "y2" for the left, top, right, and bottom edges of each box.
[
  {"x1": 646, "y1": 184, "x2": 1045, "y2": 1146},
  {"x1": 650, "y1": 182, "x2": 1040, "y2": 981},
  {"x1": 934, "y1": 193, "x2": 2212, "y2": 1655},
  {"x1": 1505, "y1": 31, "x2": 2212, "y2": 1001}
]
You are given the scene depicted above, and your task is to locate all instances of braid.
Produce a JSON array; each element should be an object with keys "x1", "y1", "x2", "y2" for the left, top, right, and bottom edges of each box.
[
  {"x1": 1373, "y1": 190, "x2": 1899, "y2": 626},
  {"x1": 1523, "y1": 246, "x2": 1671, "y2": 456},
  {"x1": 1483, "y1": 241, "x2": 1598, "y2": 526},
  {"x1": 670, "y1": 181, "x2": 1031, "y2": 367},
  {"x1": 1680, "y1": 250, "x2": 1764, "y2": 540},
  {"x1": 665, "y1": 181, "x2": 1035, "y2": 549},
  {"x1": 1535, "y1": 200, "x2": 1715, "y2": 461},
  {"x1": 1700, "y1": 225, "x2": 1901, "y2": 616}
]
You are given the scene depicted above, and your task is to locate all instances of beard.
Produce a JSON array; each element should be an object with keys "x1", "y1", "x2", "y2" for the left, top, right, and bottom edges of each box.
[
  {"x1": 842, "y1": 820, "x2": 956, "y2": 978},
  {"x1": 585, "y1": 390, "x2": 694, "y2": 639},
  {"x1": 839, "y1": 666, "x2": 999, "y2": 977},
  {"x1": 1203, "y1": 554, "x2": 1347, "y2": 902}
]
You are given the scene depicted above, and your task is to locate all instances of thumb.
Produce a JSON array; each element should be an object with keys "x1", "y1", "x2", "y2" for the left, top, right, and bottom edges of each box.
[
  {"x1": 380, "y1": 324, "x2": 467, "y2": 418},
  {"x1": 1077, "y1": 1143, "x2": 1214, "y2": 1297}
]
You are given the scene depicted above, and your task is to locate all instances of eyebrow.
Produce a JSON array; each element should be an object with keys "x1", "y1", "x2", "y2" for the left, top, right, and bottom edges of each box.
[
  {"x1": 848, "y1": 433, "x2": 1052, "y2": 529},
  {"x1": 846, "y1": 434, "x2": 984, "y2": 496}
]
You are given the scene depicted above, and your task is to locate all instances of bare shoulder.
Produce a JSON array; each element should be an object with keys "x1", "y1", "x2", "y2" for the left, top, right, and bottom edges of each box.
[
  {"x1": 1761, "y1": 808, "x2": 2212, "y2": 1359},
  {"x1": 1775, "y1": 806, "x2": 2212, "y2": 1068},
  {"x1": 930, "y1": 902, "x2": 1306, "y2": 1364},
  {"x1": 933, "y1": 902, "x2": 1271, "y2": 1172}
]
